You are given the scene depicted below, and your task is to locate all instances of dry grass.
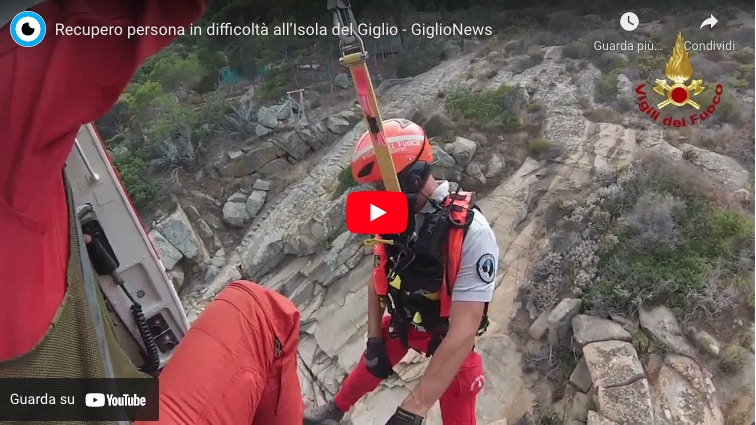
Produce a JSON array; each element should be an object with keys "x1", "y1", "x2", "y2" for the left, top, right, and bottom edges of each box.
[
  {"x1": 665, "y1": 123, "x2": 754, "y2": 172},
  {"x1": 720, "y1": 345, "x2": 748, "y2": 373},
  {"x1": 583, "y1": 106, "x2": 624, "y2": 124}
]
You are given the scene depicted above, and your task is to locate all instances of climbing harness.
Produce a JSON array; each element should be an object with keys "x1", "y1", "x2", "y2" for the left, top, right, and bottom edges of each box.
[
  {"x1": 328, "y1": 0, "x2": 402, "y2": 193},
  {"x1": 371, "y1": 189, "x2": 490, "y2": 356}
]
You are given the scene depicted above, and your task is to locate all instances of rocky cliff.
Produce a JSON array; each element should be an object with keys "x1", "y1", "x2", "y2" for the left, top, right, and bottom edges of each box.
[{"x1": 146, "y1": 13, "x2": 754, "y2": 425}]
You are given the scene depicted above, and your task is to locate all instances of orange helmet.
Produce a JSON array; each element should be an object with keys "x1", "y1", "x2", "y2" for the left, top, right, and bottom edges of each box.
[{"x1": 351, "y1": 118, "x2": 433, "y2": 187}]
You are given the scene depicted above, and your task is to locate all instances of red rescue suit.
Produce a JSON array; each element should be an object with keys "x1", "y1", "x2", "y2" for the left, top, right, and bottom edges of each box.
[
  {"x1": 138, "y1": 281, "x2": 304, "y2": 424},
  {"x1": 333, "y1": 191, "x2": 489, "y2": 424},
  {"x1": 0, "y1": 0, "x2": 207, "y2": 360}
]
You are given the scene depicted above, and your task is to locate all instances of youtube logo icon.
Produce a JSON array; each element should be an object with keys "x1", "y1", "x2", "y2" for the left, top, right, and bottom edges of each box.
[{"x1": 346, "y1": 191, "x2": 408, "y2": 235}]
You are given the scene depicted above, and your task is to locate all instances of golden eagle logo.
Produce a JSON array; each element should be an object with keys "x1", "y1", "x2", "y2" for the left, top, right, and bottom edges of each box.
[{"x1": 653, "y1": 32, "x2": 705, "y2": 109}]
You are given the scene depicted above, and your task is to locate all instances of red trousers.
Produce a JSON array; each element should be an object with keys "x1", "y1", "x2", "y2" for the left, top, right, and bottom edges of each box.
[
  {"x1": 140, "y1": 281, "x2": 303, "y2": 424},
  {"x1": 334, "y1": 316, "x2": 485, "y2": 424}
]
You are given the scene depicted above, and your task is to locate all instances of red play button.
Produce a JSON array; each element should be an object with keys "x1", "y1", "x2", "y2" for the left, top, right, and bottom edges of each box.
[{"x1": 346, "y1": 191, "x2": 408, "y2": 235}]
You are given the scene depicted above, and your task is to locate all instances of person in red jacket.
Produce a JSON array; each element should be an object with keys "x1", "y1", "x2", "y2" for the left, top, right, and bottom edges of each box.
[{"x1": 1, "y1": 1, "x2": 303, "y2": 423}]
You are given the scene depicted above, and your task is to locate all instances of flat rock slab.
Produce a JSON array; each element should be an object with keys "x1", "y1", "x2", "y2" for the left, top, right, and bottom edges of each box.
[
  {"x1": 583, "y1": 340, "x2": 645, "y2": 388},
  {"x1": 651, "y1": 354, "x2": 724, "y2": 424},
  {"x1": 569, "y1": 357, "x2": 593, "y2": 393},
  {"x1": 572, "y1": 315, "x2": 632, "y2": 349},
  {"x1": 528, "y1": 310, "x2": 550, "y2": 340},
  {"x1": 587, "y1": 411, "x2": 619, "y2": 425},
  {"x1": 597, "y1": 378, "x2": 654, "y2": 424},
  {"x1": 638, "y1": 304, "x2": 697, "y2": 357}
]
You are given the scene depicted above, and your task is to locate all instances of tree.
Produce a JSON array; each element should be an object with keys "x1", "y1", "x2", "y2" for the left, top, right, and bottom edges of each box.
[{"x1": 149, "y1": 53, "x2": 204, "y2": 93}]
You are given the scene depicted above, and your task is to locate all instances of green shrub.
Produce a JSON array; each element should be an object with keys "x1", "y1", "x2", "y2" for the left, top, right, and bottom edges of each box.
[
  {"x1": 561, "y1": 41, "x2": 582, "y2": 59},
  {"x1": 585, "y1": 162, "x2": 754, "y2": 317},
  {"x1": 334, "y1": 165, "x2": 358, "y2": 198},
  {"x1": 111, "y1": 150, "x2": 160, "y2": 213},
  {"x1": 595, "y1": 70, "x2": 618, "y2": 103},
  {"x1": 528, "y1": 137, "x2": 551, "y2": 157},
  {"x1": 513, "y1": 52, "x2": 545, "y2": 73},
  {"x1": 633, "y1": 53, "x2": 666, "y2": 80},
  {"x1": 523, "y1": 156, "x2": 755, "y2": 318},
  {"x1": 526, "y1": 102, "x2": 542, "y2": 113},
  {"x1": 732, "y1": 64, "x2": 755, "y2": 89},
  {"x1": 258, "y1": 72, "x2": 290, "y2": 100},
  {"x1": 730, "y1": 49, "x2": 753, "y2": 64},
  {"x1": 592, "y1": 53, "x2": 628, "y2": 74},
  {"x1": 444, "y1": 84, "x2": 523, "y2": 132},
  {"x1": 715, "y1": 93, "x2": 741, "y2": 124},
  {"x1": 720, "y1": 345, "x2": 747, "y2": 372},
  {"x1": 148, "y1": 52, "x2": 205, "y2": 92}
]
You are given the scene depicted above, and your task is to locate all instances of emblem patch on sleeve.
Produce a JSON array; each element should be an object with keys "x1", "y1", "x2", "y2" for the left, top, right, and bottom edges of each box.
[{"x1": 476, "y1": 253, "x2": 496, "y2": 283}]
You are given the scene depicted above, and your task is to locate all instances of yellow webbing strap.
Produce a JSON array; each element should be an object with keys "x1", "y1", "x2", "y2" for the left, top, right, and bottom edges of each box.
[{"x1": 362, "y1": 238, "x2": 395, "y2": 248}]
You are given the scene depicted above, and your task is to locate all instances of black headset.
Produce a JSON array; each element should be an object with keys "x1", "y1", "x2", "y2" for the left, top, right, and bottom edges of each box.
[{"x1": 397, "y1": 140, "x2": 432, "y2": 193}]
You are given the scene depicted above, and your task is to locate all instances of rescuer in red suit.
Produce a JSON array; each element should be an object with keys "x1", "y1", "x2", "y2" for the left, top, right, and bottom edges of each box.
[{"x1": 1, "y1": 1, "x2": 303, "y2": 423}]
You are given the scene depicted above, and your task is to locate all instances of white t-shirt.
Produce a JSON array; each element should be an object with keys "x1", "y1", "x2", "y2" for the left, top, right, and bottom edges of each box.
[{"x1": 415, "y1": 181, "x2": 499, "y2": 303}]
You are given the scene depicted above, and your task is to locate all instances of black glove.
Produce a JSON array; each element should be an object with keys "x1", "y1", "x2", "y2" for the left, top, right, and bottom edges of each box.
[
  {"x1": 364, "y1": 337, "x2": 393, "y2": 379},
  {"x1": 385, "y1": 406, "x2": 424, "y2": 424}
]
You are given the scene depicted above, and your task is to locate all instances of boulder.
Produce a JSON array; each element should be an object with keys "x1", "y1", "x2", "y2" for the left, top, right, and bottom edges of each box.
[
  {"x1": 597, "y1": 378, "x2": 654, "y2": 424},
  {"x1": 431, "y1": 145, "x2": 460, "y2": 181},
  {"x1": 567, "y1": 391, "x2": 592, "y2": 422},
  {"x1": 147, "y1": 229, "x2": 183, "y2": 270},
  {"x1": 543, "y1": 46, "x2": 563, "y2": 60},
  {"x1": 451, "y1": 136, "x2": 478, "y2": 167},
  {"x1": 569, "y1": 357, "x2": 593, "y2": 393},
  {"x1": 463, "y1": 161, "x2": 487, "y2": 187},
  {"x1": 217, "y1": 142, "x2": 285, "y2": 177},
  {"x1": 183, "y1": 205, "x2": 221, "y2": 254},
  {"x1": 484, "y1": 153, "x2": 505, "y2": 178},
  {"x1": 686, "y1": 327, "x2": 721, "y2": 356},
  {"x1": 276, "y1": 102, "x2": 291, "y2": 120},
  {"x1": 295, "y1": 119, "x2": 323, "y2": 149},
  {"x1": 255, "y1": 124, "x2": 272, "y2": 137},
  {"x1": 572, "y1": 315, "x2": 632, "y2": 350},
  {"x1": 583, "y1": 340, "x2": 644, "y2": 388},
  {"x1": 334, "y1": 72, "x2": 352, "y2": 89},
  {"x1": 639, "y1": 305, "x2": 697, "y2": 357},
  {"x1": 253, "y1": 179, "x2": 272, "y2": 191},
  {"x1": 326, "y1": 116, "x2": 351, "y2": 134},
  {"x1": 256, "y1": 106, "x2": 279, "y2": 128},
  {"x1": 222, "y1": 202, "x2": 248, "y2": 228},
  {"x1": 154, "y1": 206, "x2": 207, "y2": 263},
  {"x1": 528, "y1": 310, "x2": 550, "y2": 341},
  {"x1": 547, "y1": 298, "x2": 581, "y2": 346},
  {"x1": 651, "y1": 354, "x2": 724, "y2": 424},
  {"x1": 227, "y1": 191, "x2": 247, "y2": 203},
  {"x1": 246, "y1": 190, "x2": 267, "y2": 219},
  {"x1": 260, "y1": 158, "x2": 289, "y2": 176},
  {"x1": 680, "y1": 143, "x2": 750, "y2": 191},
  {"x1": 271, "y1": 130, "x2": 312, "y2": 160}
]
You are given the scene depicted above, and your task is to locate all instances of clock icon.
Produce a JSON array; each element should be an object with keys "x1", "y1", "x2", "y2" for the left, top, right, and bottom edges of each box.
[{"x1": 620, "y1": 12, "x2": 639, "y2": 31}]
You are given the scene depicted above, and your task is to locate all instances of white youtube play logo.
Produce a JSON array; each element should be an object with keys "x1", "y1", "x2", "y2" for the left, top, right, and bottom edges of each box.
[{"x1": 370, "y1": 204, "x2": 386, "y2": 221}]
